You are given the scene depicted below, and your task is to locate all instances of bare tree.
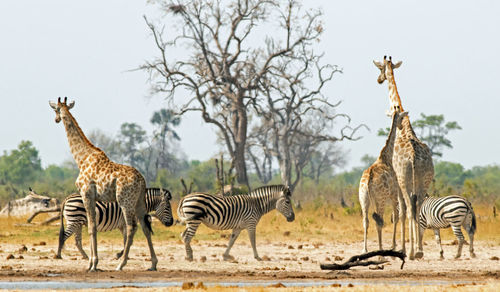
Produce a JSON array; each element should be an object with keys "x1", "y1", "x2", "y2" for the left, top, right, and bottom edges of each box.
[
  {"x1": 305, "y1": 144, "x2": 346, "y2": 184},
  {"x1": 249, "y1": 33, "x2": 365, "y2": 191},
  {"x1": 141, "y1": 0, "x2": 329, "y2": 188}
]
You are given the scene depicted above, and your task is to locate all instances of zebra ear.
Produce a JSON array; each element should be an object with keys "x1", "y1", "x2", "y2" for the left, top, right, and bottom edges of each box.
[{"x1": 285, "y1": 185, "x2": 291, "y2": 196}]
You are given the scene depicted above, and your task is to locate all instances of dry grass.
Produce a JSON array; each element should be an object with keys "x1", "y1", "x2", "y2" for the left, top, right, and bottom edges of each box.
[{"x1": 1, "y1": 203, "x2": 498, "y2": 247}]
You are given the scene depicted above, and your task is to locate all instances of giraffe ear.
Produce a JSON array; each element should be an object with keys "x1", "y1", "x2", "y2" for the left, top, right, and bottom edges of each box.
[
  {"x1": 373, "y1": 60, "x2": 384, "y2": 69},
  {"x1": 392, "y1": 61, "x2": 402, "y2": 69},
  {"x1": 49, "y1": 101, "x2": 57, "y2": 109},
  {"x1": 67, "y1": 100, "x2": 75, "y2": 109}
]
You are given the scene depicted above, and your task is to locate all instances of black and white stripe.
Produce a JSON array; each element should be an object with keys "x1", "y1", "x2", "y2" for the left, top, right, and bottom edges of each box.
[
  {"x1": 418, "y1": 195, "x2": 476, "y2": 259},
  {"x1": 177, "y1": 185, "x2": 295, "y2": 261},
  {"x1": 56, "y1": 188, "x2": 173, "y2": 259}
]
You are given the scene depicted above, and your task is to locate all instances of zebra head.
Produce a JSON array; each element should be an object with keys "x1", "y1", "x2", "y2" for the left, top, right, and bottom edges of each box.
[
  {"x1": 155, "y1": 188, "x2": 174, "y2": 227},
  {"x1": 276, "y1": 186, "x2": 295, "y2": 222}
]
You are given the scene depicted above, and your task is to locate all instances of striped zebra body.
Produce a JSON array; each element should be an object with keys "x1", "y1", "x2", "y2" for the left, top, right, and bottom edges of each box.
[
  {"x1": 56, "y1": 188, "x2": 173, "y2": 259},
  {"x1": 177, "y1": 185, "x2": 294, "y2": 261},
  {"x1": 418, "y1": 195, "x2": 476, "y2": 259}
]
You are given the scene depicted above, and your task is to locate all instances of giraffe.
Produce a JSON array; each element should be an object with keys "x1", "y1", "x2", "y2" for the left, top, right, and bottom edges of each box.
[
  {"x1": 373, "y1": 56, "x2": 435, "y2": 259},
  {"x1": 359, "y1": 109, "x2": 407, "y2": 253},
  {"x1": 49, "y1": 97, "x2": 157, "y2": 271}
]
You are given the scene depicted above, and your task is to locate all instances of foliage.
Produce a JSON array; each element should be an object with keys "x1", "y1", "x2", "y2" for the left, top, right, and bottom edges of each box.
[
  {"x1": 378, "y1": 113, "x2": 461, "y2": 158},
  {"x1": 0, "y1": 141, "x2": 42, "y2": 186}
]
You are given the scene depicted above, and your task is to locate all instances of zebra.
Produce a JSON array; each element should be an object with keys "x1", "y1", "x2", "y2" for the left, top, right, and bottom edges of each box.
[
  {"x1": 177, "y1": 184, "x2": 295, "y2": 261},
  {"x1": 418, "y1": 194, "x2": 476, "y2": 259},
  {"x1": 56, "y1": 188, "x2": 173, "y2": 259}
]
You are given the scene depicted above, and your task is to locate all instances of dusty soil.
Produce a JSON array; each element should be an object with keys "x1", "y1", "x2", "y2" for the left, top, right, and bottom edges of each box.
[{"x1": 0, "y1": 237, "x2": 499, "y2": 285}]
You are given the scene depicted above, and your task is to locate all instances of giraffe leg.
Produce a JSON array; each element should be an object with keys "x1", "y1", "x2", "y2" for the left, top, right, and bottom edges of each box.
[
  {"x1": 82, "y1": 185, "x2": 98, "y2": 272},
  {"x1": 374, "y1": 210, "x2": 384, "y2": 251},
  {"x1": 399, "y1": 198, "x2": 406, "y2": 254},
  {"x1": 408, "y1": 211, "x2": 415, "y2": 260},
  {"x1": 359, "y1": 189, "x2": 369, "y2": 254},
  {"x1": 433, "y1": 229, "x2": 444, "y2": 259},
  {"x1": 391, "y1": 205, "x2": 399, "y2": 250},
  {"x1": 247, "y1": 225, "x2": 261, "y2": 261},
  {"x1": 116, "y1": 207, "x2": 137, "y2": 271},
  {"x1": 451, "y1": 225, "x2": 465, "y2": 259},
  {"x1": 414, "y1": 202, "x2": 424, "y2": 259},
  {"x1": 74, "y1": 225, "x2": 89, "y2": 260},
  {"x1": 181, "y1": 220, "x2": 201, "y2": 261},
  {"x1": 223, "y1": 228, "x2": 242, "y2": 261}
]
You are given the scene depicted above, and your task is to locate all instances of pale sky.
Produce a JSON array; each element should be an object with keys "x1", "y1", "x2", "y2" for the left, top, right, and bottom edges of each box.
[{"x1": 0, "y1": 0, "x2": 498, "y2": 172}]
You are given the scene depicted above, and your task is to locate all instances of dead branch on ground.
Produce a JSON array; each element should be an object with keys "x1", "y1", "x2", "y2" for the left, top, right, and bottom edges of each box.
[{"x1": 320, "y1": 250, "x2": 406, "y2": 270}]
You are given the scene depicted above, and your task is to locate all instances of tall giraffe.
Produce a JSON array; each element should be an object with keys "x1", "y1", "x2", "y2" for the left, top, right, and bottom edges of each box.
[
  {"x1": 373, "y1": 56, "x2": 434, "y2": 259},
  {"x1": 49, "y1": 97, "x2": 157, "y2": 271},
  {"x1": 359, "y1": 109, "x2": 407, "y2": 253}
]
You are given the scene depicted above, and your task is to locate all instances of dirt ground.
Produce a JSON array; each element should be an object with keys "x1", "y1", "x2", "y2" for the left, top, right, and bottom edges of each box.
[{"x1": 0, "y1": 236, "x2": 499, "y2": 286}]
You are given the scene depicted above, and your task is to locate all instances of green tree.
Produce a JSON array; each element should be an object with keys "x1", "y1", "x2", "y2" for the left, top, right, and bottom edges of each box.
[
  {"x1": 0, "y1": 140, "x2": 42, "y2": 185},
  {"x1": 378, "y1": 113, "x2": 461, "y2": 158},
  {"x1": 150, "y1": 109, "x2": 181, "y2": 172},
  {"x1": 118, "y1": 123, "x2": 147, "y2": 168}
]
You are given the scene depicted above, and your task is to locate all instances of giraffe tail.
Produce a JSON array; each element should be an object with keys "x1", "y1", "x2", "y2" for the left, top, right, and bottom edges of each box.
[
  {"x1": 410, "y1": 193, "x2": 418, "y2": 221},
  {"x1": 372, "y1": 212, "x2": 384, "y2": 227}
]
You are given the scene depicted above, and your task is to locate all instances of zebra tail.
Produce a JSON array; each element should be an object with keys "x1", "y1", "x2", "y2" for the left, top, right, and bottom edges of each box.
[
  {"x1": 177, "y1": 196, "x2": 187, "y2": 221},
  {"x1": 144, "y1": 214, "x2": 154, "y2": 235},
  {"x1": 468, "y1": 201, "x2": 477, "y2": 235},
  {"x1": 372, "y1": 212, "x2": 384, "y2": 227},
  {"x1": 58, "y1": 197, "x2": 68, "y2": 251}
]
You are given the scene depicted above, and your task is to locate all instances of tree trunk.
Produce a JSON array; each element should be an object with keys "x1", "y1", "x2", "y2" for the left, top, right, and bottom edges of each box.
[{"x1": 233, "y1": 100, "x2": 249, "y2": 189}]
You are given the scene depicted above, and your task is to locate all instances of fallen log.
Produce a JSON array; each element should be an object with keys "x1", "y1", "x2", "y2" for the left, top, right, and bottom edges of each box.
[
  {"x1": 27, "y1": 207, "x2": 61, "y2": 223},
  {"x1": 320, "y1": 249, "x2": 406, "y2": 270}
]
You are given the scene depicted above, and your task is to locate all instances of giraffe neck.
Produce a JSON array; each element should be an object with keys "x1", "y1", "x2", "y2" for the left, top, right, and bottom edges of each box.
[
  {"x1": 386, "y1": 70, "x2": 404, "y2": 111},
  {"x1": 60, "y1": 108, "x2": 102, "y2": 168},
  {"x1": 399, "y1": 115, "x2": 417, "y2": 140},
  {"x1": 378, "y1": 113, "x2": 399, "y2": 165}
]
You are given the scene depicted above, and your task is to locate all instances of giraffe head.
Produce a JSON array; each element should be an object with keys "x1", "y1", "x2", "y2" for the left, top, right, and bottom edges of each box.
[
  {"x1": 373, "y1": 55, "x2": 402, "y2": 84},
  {"x1": 374, "y1": 56, "x2": 404, "y2": 114},
  {"x1": 49, "y1": 97, "x2": 75, "y2": 123}
]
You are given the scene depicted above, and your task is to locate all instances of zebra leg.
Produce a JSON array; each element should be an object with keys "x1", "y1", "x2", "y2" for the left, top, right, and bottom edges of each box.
[
  {"x1": 138, "y1": 211, "x2": 158, "y2": 271},
  {"x1": 116, "y1": 226, "x2": 126, "y2": 259},
  {"x1": 463, "y1": 213, "x2": 476, "y2": 258},
  {"x1": 223, "y1": 228, "x2": 242, "y2": 261},
  {"x1": 74, "y1": 226, "x2": 89, "y2": 260},
  {"x1": 451, "y1": 225, "x2": 465, "y2": 259},
  {"x1": 433, "y1": 229, "x2": 444, "y2": 259},
  {"x1": 181, "y1": 220, "x2": 201, "y2": 261},
  {"x1": 56, "y1": 221, "x2": 78, "y2": 259},
  {"x1": 247, "y1": 226, "x2": 261, "y2": 261}
]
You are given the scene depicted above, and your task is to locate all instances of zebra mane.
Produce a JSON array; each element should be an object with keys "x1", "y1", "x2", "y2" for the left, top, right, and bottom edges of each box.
[{"x1": 248, "y1": 185, "x2": 288, "y2": 197}]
